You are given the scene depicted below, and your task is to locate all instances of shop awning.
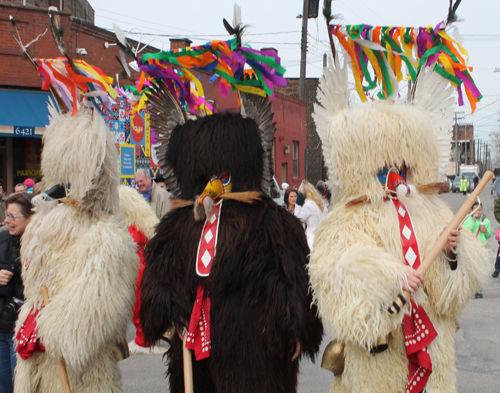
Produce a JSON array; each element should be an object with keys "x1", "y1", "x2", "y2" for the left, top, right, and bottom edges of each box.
[{"x1": 0, "y1": 89, "x2": 53, "y2": 138}]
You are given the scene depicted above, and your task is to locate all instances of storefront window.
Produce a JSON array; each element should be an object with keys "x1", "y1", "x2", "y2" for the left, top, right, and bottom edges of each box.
[{"x1": 13, "y1": 138, "x2": 42, "y2": 187}]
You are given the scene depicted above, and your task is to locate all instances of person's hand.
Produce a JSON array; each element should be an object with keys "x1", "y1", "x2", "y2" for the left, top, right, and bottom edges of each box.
[
  {"x1": 0, "y1": 270, "x2": 13, "y2": 285},
  {"x1": 473, "y1": 211, "x2": 481, "y2": 219},
  {"x1": 444, "y1": 228, "x2": 461, "y2": 255},
  {"x1": 291, "y1": 338, "x2": 302, "y2": 361},
  {"x1": 480, "y1": 225, "x2": 487, "y2": 234},
  {"x1": 403, "y1": 270, "x2": 424, "y2": 293}
]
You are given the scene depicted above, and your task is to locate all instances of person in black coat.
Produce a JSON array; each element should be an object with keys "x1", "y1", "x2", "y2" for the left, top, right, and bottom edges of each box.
[
  {"x1": 0, "y1": 193, "x2": 33, "y2": 392},
  {"x1": 140, "y1": 112, "x2": 323, "y2": 393}
]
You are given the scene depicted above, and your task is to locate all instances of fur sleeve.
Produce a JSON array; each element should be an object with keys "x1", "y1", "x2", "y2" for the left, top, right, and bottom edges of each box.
[
  {"x1": 37, "y1": 219, "x2": 138, "y2": 371},
  {"x1": 309, "y1": 211, "x2": 407, "y2": 351},
  {"x1": 266, "y1": 206, "x2": 324, "y2": 359},
  {"x1": 140, "y1": 209, "x2": 196, "y2": 345},
  {"x1": 423, "y1": 228, "x2": 489, "y2": 318}
]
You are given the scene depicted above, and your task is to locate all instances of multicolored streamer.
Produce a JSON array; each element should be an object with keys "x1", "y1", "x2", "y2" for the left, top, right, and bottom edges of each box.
[
  {"x1": 137, "y1": 37, "x2": 287, "y2": 114},
  {"x1": 331, "y1": 23, "x2": 482, "y2": 112},
  {"x1": 34, "y1": 58, "x2": 126, "y2": 116}
]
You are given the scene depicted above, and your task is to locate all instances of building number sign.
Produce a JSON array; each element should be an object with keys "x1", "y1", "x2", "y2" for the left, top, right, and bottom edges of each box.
[{"x1": 14, "y1": 126, "x2": 35, "y2": 137}]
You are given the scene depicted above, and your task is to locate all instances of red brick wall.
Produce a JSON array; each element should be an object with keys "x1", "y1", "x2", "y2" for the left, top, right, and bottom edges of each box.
[{"x1": 271, "y1": 94, "x2": 307, "y2": 189}]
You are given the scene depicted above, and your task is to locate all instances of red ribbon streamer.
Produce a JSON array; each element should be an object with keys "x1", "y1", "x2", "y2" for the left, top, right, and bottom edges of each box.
[{"x1": 185, "y1": 286, "x2": 211, "y2": 360}]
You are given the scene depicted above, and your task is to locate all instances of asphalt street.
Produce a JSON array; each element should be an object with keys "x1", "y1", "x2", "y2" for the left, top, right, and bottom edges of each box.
[{"x1": 120, "y1": 186, "x2": 500, "y2": 393}]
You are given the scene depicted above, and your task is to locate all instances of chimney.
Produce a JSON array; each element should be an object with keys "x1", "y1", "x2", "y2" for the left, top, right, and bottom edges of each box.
[{"x1": 169, "y1": 38, "x2": 193, "y2": 51}]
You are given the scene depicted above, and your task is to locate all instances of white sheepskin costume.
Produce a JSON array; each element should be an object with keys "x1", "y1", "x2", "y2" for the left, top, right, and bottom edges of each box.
[
  {"x1": 118, "y1": 185, "x2": 159, "y2": 240},
  {"x1": 309, "y1": 58, "x2": 490, "y2": 393},
  {"x1": 14, "y1": 106, "x2": 138, "y2": 393}
]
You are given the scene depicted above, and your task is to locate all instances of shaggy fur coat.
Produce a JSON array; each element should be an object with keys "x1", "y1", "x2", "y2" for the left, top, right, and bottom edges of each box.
[
  {"x1": 140, "y1": 112, "x2": 323, "y2": 393},
  {"x1": 309, "y1": 62, "x2": 489, "y2": 393},
  {"x1": 14, "y1": 109, "x2": 138, "y2": 393}
]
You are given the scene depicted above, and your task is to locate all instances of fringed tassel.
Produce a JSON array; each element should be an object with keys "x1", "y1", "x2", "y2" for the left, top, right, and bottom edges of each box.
[
  {"x1": 345, "y1": 182, "x2": 449, "y2": 208},
  {"x1": 345, "y1": 195, "x2": 369, "y2": 208},
  {"x1": 171, "y1": 191, "x2": 263, "y2": 210},
  {"x1": 170, "y1": 198, "x2": 195, "y2": 209},
  {"x1": 416, "y1": 182, "x2": 449, "y2": 195},
  {"x1": 59, "y1": 198, "x2": 80, "y2": 209},
  {"x1": 220, "y1": 191, "x2": 262, "y2": 203}
]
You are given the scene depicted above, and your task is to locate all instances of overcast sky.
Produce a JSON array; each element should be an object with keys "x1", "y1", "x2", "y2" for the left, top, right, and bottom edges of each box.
[{"x1": 93, "y1": 0, "x2": 500, "y2": 142}]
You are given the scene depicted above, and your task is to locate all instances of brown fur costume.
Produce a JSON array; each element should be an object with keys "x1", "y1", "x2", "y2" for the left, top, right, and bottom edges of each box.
[{"x1": 140, "y1": 112, "x2": 323, "y2": 393}]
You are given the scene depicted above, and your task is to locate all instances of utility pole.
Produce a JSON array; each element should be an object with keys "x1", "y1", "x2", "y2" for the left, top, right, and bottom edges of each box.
[
  {"x1": 485, "y1": 144, "x2": 489, "y2": 172},
  {"x1": 299, "y1": 0, "x2": 309, "y2": 100},
  {"x1": 478, "y1": 141, "x2": 482, "y2": 174}
]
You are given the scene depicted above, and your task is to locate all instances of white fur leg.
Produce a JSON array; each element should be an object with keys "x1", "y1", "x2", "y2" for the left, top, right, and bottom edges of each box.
[{"x1": 128, "y1": 340, "x2": 167, "y2": 355}]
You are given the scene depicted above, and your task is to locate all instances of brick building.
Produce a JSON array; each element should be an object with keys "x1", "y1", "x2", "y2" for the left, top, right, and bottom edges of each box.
[
  {"x1": 0, "y1": 0, "x2": 128, "y2": 192},
  {"x1": 0, "y1": 4, "x2": 308, "y2": 193},
  {"x1": 277, "y1": 77, "x2": 326, "y2": 186},
  {"x1": 451, "y1": 124, "x2": 475, "y2": 166}
]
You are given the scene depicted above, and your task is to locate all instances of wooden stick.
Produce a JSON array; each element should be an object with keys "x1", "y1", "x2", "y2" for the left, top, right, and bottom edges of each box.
[
  {"x1": 388, "y1": 171, "x2": 494, "y2": 315},
  {"x1": 41, "y1": 287, "x2": 72, "y2": 393},
  {"x1": 182, "y1": 329, "x2": 194, "y2": 393}
]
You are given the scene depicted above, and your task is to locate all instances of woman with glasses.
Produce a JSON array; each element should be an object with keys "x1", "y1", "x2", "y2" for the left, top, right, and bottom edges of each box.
[{"x1": 0, "y1": 193, "x2": 33, "y2": 393}]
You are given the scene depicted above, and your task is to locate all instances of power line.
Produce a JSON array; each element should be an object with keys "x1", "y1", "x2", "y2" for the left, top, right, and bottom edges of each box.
[
  {"x1": 351, "y1": 0, "x2": 390, "y2": 24},
  {"x1": 96, "y1": 7, "x2": 301, "y2": 38}
]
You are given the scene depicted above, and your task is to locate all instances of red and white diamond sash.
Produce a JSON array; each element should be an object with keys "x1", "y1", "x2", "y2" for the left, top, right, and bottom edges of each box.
[
  {"x1": 196, "y1": 203, "x2": 222, "y2": 277},
  {"x1": 392, "y1": 199, "x2": 437, "y2": 393},
  {"x1": 186, "y1": 203, "x2": 222, "y2": 360}
]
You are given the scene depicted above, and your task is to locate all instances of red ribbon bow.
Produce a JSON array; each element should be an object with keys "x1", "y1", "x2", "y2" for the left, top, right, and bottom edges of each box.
[{"x1": 16, "y1": 306, "x2": 46, "y2": 360}]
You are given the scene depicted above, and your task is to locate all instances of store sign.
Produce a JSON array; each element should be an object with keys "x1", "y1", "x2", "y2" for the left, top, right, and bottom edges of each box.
[
  {"x1": 16, "y1": 170, "x2": 42, "y2": 177},
  {"x1": 120, "y1": 145, "x2": 135, "y2": 178},
  {"x1": 14, "y1": 126, "x2": 34, "y2": 137}
]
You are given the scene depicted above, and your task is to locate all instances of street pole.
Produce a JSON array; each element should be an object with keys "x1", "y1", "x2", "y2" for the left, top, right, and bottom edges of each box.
[
  {"x1": 478, "y1": 141, "x2": 481, "y2": 175},
  {"x1": 299, "y1": 0, "x2": 309, "y2": 100},
  {"x1": 455, "y1": 112, "x2": 459, "y2": 176}
]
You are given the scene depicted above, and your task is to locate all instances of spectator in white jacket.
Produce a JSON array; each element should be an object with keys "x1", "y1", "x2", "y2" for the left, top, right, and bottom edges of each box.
[{"x1": 295, "y1": 181, "x2": 327, "y2": 249}]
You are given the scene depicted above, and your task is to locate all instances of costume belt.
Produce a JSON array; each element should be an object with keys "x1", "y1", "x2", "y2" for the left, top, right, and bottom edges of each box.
[
  {"x1": 186, "y1": 173, "x2": 231, "y2": 360},
  {"x1": 385, "y1": 170, "x2": 437, "y2": 393}
]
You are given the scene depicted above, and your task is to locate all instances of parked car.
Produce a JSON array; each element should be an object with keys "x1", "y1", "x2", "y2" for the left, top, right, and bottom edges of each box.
[{"x1": 493, "y1": 178, "x2": 500, "y2": 204}]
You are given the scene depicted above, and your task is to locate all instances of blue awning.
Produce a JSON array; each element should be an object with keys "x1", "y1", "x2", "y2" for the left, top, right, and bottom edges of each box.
[{"x1": 0, "y1": 89, "x2": 53, "y2": 138}]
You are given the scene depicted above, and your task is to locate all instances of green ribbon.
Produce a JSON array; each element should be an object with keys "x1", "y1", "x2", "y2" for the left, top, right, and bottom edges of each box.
[{"x1": 382, "y1": 29, "x2": 417, "y2": 82}]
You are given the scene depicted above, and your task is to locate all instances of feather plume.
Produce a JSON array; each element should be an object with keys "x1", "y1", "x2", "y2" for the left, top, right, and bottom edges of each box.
[
  {"x1": 412, "y1": 65, "x2": 454, "y2": 180},
  {"x1": 222, "y1": 18, "x2": 246, "y2": 47},
  {"x1": 447, "y1": 0, "x2": 463, "y2": 25},
  {"x1": 10, "y1": 15, "x2": 66, "y2": 113},
  {"x1": 240, "y1": 92, "x2": 277, "y2": 198},
  {"x1": 147, "y1": 79, "x2": 187, "y2": 199},
  {"x1": 48, "y1": 7, "x2": 77, "y2": 73},
  {"x1": 322, "y1": 0, "x2": 337, "y2": 59}
]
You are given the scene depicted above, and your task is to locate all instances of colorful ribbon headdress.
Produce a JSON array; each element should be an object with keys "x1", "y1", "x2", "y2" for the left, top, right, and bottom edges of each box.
[
  {"x1": 324, "y1": 0, "x2": 481, "y2": 112},
  {"x1": 11, "y1": 7, "x2": 133, "y2": 117},
  {"x1": 117, "y1": 11, "x2": 285, "y2": 199}
]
